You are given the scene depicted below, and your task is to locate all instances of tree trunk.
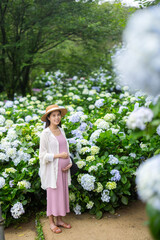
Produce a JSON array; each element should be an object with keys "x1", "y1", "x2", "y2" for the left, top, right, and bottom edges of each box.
[{"x1": 21, "y1": 66, "x2": 31, "y2": 96}]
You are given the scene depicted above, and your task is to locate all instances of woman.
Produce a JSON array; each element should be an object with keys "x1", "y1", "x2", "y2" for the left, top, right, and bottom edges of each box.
[{"x1": 39, "y1": 104, "x2": 72, "y2": 234}]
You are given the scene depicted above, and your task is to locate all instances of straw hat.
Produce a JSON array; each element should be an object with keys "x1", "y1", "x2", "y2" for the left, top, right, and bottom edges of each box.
[{"x1": 41, "y1": 104, "x2": 67, "y2": 122}]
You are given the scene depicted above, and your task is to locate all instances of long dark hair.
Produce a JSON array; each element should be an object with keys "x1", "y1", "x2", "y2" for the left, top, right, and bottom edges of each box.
[{"x1": 45, "y1": 110, "x2": 62, "y2": 128}]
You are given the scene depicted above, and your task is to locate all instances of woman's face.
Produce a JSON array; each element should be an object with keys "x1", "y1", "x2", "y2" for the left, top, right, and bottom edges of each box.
[{"x1": 48, "y1": 110, "x2": 61, "y2": 126}]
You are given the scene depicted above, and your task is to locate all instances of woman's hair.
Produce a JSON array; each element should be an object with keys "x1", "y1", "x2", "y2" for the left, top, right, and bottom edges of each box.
[{"x1": 45, "y1": 110, "x2": 62, "y2": 128}]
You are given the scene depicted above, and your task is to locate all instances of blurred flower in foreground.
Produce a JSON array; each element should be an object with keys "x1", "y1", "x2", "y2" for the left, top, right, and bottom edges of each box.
[
  {"x1": 114, "y1": 6, "x2": 160, "y2": 96},
  {"x1": 136, "y1": 154, "x2": 160, "y2": 210}
]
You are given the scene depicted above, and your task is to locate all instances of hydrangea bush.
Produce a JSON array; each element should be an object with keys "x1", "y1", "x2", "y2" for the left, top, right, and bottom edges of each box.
[{"x1": 0, "y1": 69, "x2": 160, "y2": 226}]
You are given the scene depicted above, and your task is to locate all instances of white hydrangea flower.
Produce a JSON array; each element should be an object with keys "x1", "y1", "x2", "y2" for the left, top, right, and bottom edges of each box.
[
  {"x1": 5, "y1": 167, "x2": 17, "y2": 174},
  {"x1": 104, "y1": 113, "x2": 116, "y2": 122},
  {"x1": 80, "y1": 139, "x2": 89, "y2": 146},
  {"x1": 5, "y1": 120, "x2": 13, "y2": 128},
  {"x1": 87, "y1": 97, "x2": 93, "y2": 101},
  {"x1": 136, "y1": 154, "x2": 160, "y2": 210},
  {"x1": 89, "y1": 105, "x2": 95, "y2": 110},
  {"x1": 77, "y1": 106, "x2": 84, "y2": 112},
  {"x1": 17, "y1": 180, "x2": 31, "y2": 189},
  {"x1": 80, "y1": 115, "x2": 88, "y2": 121},
  {"x1": 82, "y1": 88, "x2": 89, "y2": 95},
  {"x1": 10, "y1": 202, "x2": 25, "y2": 219},
  {"x1": 88, "y1": 165, "x2": 98, "y2": 173},
  {"x1": 86, "y1": 201, "x2": 94, "y2": 209},
  {"x1": 76, "y1": 160, "x2": 86, "y2": 169},
  {"x1": 7, "y1": 147, "x2": 17, "y2": 159},
  {"x1": 94, "y1": 182, "x2": 103, "y2": 193},
  {"x1": 90, "y1": 129, "x2": 103, "y2": 142},
  {"x1": 91, "y1": 146, "x2": 100, "y2": 155},
  {"x1": 140, "y1": 142, "x2": 147, "y2": 149},
  {"x1": 69, "y1": 192, "x2": 76, "y2": 202},
  {"x1": 0, "y1": 108, "x2": 5, "y2": 114},
  {"x1": 86, "y1": 156, "x2": 95, "y2": 162},
  {"x1": 0, "y1": 152, "x2": 9, "y2": 162},
  {"x1": 118, "y1": 106, "x2": 128, "y2": 114},
  {"x1": 46, "y1": 95, "x2": 53, "y2": 101},
  {"x1": 7, "y1": 128, "x2": 18, "y2": 141},
  {"x1": 110, "y1": 128, "x2": 119, "y2": 134},
  {"x1": 108, "y1": 155, "x2": 119, "y2": 165},
  {"x1": 28, "y1": 158, "x2": 36, "y2": 165},
  {"x1": 80, "y1": 147, "x2": 90, "y2": 154},
  {"x1": 0, "y1": 115, "x2": 5, "y2": 125},
  {"x1": 89, "y1": 89, "x2": 97, "y2": 95},
  {"x1": 25, "y1": 115, "x2": 32, "y2": 122},
  {"x1": 0, "y1": 177, "x2": 5, "y2": 188},
  {"x1": 129, "y1": 153, "x2": 136, "y2": 158},
  {"x1": 156, "y1": 125, "x2": 160, "y2": 136},
  {"x1": 96, "y1": 163, "x2": 103, "y2": 168},
  {"x1": 94, "y1": 119, "x2": 109, "y2": 130},
  {"x1": 127, "y1": 107, "x2": 153, "y2": 130}
]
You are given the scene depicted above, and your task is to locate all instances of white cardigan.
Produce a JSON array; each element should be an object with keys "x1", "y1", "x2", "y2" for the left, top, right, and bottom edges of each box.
[{"x1": 39, "y1": 126, "x2": 72, "y2": 190}]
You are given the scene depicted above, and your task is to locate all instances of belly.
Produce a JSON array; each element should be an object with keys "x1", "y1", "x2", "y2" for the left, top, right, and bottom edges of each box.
[{"x1": 59, "y1": 158, "x2": 70, "y2": 170}]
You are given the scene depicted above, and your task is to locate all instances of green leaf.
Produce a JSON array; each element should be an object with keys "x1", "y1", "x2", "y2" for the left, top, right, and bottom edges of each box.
[
  {"x1": 121, "y1": 175, "x2": 127, "y2": 184},
  {"x1": 22, "y1": 200, "x2": 28, "y2": 205},
  {"x1": 109, "y1": 208, "x2": 115, "y2": 215},
  {"x1": 96, "y1": 210, "x2": 103, "y2": 219},
  {"x1": 111, "y1": 192, "x2": 117, "y2": 203},
  {"x1": 121, "y1": 196, "x2": 128, "y2": 205},
  {"x1": 154, "y1": 149, "x2": 160, "y2": 155}
]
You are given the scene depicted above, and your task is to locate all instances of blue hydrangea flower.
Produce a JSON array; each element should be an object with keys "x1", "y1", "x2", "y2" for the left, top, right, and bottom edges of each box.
[
  {"x1": 71, "y1": 129, "x2": 83, "y2": 139},
  {"x1": 68, "y1": 138, "x2": 77, "y2": 144},
  {"x1": 95, "y1": 99, "x2": 104, "y2": 108},
  {"x1": 108, "y1": 155, "x2": 119, "y2": 165},
  {"x1": 81, "y1": 174, "x2": 96, "y2": 191},
  {"x1": 101, "y1": 190, "x2": 110, "y2": 202},
  {"x1": 69, "y1": 111, "x2": 84, "y2": 123},
  {"x1": 92, "y1": 86, "x2": 100, "y2": 92},
  {"x1": 79, "y1": 122, "x2": 87, "y2": 132},
  {"x1": 110, "y1": 169, "x2": 121, "y2": 181},
  {"x1": 73, "y1": 204, "x2": 81, "y2": 215}
]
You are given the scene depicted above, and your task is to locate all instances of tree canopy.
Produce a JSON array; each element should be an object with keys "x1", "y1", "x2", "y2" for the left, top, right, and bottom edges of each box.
[{"x1": 0, "y1": 0, "x2": 135, "y2": 99}]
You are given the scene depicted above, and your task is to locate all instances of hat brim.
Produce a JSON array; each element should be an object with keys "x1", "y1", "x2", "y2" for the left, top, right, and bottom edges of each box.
[{"x1": 41, "y1": 107, "x2": 67, "y2": 122}]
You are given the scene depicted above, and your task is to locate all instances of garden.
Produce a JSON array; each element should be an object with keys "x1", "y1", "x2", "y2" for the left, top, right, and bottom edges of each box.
[{"x1": 1, "y1": 0, "x2": 160, "y2": 240}]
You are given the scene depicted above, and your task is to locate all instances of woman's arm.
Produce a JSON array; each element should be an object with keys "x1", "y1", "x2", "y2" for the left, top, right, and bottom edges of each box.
[{"x1": 39, "y1": 132, "x2": 55, "y2": 164}]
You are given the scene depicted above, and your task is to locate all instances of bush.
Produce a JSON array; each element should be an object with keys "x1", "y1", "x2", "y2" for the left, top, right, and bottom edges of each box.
[{"x1": 0, "y1": 69, "x2": 159, "y2": 226}]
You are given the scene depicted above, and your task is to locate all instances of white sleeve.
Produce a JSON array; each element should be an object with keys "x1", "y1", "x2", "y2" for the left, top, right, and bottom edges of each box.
[{"x1": 39, "y1": 132, "x2": 54, "y2": 164}]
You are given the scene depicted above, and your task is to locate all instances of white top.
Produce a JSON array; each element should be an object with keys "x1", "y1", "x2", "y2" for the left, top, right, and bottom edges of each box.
[{"x1": 39, "y1": 126, "x2": 72, "y2": 190}]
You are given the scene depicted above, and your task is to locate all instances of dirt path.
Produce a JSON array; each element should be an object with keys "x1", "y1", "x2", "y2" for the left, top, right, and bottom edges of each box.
[{"x1": 5, "y1": 200, "x2": 152, "y2": 240}]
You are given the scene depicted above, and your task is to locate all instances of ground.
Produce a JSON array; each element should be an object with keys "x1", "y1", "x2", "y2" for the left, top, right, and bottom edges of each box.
[{"x1": 5, "y1": 200, "x2": 152, "y2": 240}]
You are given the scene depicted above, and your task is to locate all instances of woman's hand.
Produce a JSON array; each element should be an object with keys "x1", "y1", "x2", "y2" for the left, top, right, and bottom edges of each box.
[
  {"x1": 54, "y1": 152, "x2": 69, "y2": 159},
  {"x1": 62, "y1": 163, "x2": 72, "y2": 172},
  {"x1": 60, "y1": 152, "x2": 69, "y2": 159}
]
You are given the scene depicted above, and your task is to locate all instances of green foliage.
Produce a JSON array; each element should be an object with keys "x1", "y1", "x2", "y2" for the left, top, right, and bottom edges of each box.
[
  {"x1": 146, "y1": 203, "x2": 160, "y2": 240},
  {"x1": 35, "y1": 211, "x2": 46, "y2": 240}
]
